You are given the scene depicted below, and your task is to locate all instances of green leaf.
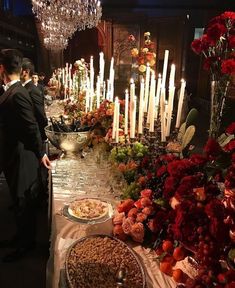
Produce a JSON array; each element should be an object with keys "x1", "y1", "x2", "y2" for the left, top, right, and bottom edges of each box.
[
  {"x1": 185, "y1": 108, "x2": 198, "y2": 128},
  {"x1": 177, "y1": 122, "x2": 186, "y2": 143},
  {"x1": 182, "y1": 125, "x2": 196, "y2": 150}
]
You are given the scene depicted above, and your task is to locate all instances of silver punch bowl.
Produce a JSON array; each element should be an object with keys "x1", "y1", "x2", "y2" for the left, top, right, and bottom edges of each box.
[{"x1": 45, "y1": 125, "x2": 90, "y2": 154}]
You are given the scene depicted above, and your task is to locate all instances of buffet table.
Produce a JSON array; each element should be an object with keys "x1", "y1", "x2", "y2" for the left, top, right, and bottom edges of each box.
[{"x1": 46, "y1": 147, "x2": 194, "y2": 288}]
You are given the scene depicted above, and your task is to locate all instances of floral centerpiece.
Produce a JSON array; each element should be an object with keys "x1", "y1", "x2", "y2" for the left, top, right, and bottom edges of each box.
[
  {"x1": 191, "y1": 11, "x2": 235, "y2": 138},
  {"x1": 73, "y1": 58, "x2": 88, "y2": 94},
  {"x1": 130, "y1": 32, "x2": 156, "y2": 78},
  {"x1": 112, "y1": 123, "x2": 235, "y2": 287}
]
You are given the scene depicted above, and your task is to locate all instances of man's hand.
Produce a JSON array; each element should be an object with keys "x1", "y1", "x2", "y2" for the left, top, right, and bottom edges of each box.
[{"x1": 41, "y1": 154, "x2": 52, "y2": 169}]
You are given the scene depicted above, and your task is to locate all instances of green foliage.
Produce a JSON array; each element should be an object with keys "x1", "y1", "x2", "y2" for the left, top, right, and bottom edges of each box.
[
  {"x1": 182, "y1": 125, "x2": 196, "y2": 150},
  {"x1": 177, "y1": 122, "x2": 186, "y2": 143},
  {"x1": 121, "y1": 182, "x2": 141, "y2": 200},
  {"x1": 185, "y1": 108, "x2": 198, "y2": 129},
  {"x1": 123, "y1": 170, "x2": 137, "y2": 184},
  {"x1": 109, "y1": 142, "x2": 148, "y2": 164}
]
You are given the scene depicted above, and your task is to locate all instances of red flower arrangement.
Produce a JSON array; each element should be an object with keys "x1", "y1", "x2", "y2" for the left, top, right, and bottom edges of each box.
[
  {"x1": 191, "y1": 11, "x2": 235, "y2": 138},
  {"x1": 191, "y1": 11, "x2": 235, "y2": 78}
]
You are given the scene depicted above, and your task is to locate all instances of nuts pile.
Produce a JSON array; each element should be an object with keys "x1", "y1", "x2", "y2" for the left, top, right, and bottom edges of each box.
[{"x1": 66, "y1": 236, "x2": 144, "y2": 288}]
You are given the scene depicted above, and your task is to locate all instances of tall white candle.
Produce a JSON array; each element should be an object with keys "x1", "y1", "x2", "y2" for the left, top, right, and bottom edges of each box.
[
  {"x1": 147, "y1": 71, "x2": 155, "y2": 124},
  {"x1": 138, "y1": 79, "x2": 145, "y2": 134},
  {"x1": 144, "y1": 63, "x2": 150, "y2": 113},
  {"x1": 162, "y1": 50, "x2": 169, "y2": 89},
  {"x1": 155, "y1": 74, "x2": 162, "y2": 119},
  {"x1": 169, "y1": 64, "x2": 175, "y2": 88},
  {"x1": 149, "y1": 76, "x2": 156, "y2": 133},
  {"x1": 106, "y1": 79, "x2": 110, "y2": 100},
  {"x1": 166, "y1": 64, "x2": 176, "y2": 136},
  {"x1": 166, "y1": 87, "x2": 175, "y2": 137},
  {"x1": 99, "y1": 52, "x2": 105, "y2": 85},
  {"x1": 109, "y1": 68, "x2": 115, "y2": 102},
  {"x1": 109, "y1": 57, "x2": 114, "y2": 83},
  {"x1": 90, "y1": 56, "x2": 94, "y2": 99},
  {"x1": 160, "y1": 88, "x2": 166, "y2": 142},
  {"x1": 129, "y1": 79, "x2": 135, "y2": 137},
  {"x1": 112, "y1": 97, "x2": 118, "y2": 139},
  {"x1": 130, "y1": 96, "x2": 137, "y2": 139},
  {"x1": 96, "y1": 76, "x2": 100, "y2": 109},
  {"x1": 124, "y1": 89, "x2": 129, "y2": 135},
  {"x1": 103, "y1": 81, "x2": 106, "y2": 100},
  {"x1": 115, "y1": 101, "x2": 120, "y2": 143},
  {"x1": 176, "y1": 79, "x2": 186, "y2": 128},
  {"x1": 85, "y1": 77, "x2": 90, "y2": 113}
]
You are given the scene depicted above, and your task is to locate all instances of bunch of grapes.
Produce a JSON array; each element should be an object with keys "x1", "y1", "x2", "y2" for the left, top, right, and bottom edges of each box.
[
  {"x1": 110, "y1": 146, "x2": 130, "y2": 163},
  {"x1": 131, "y1": 142, "x2": 148, "y2": 159},
  {"x1": 122, "y1": 182, "x2": 141, "y2": 200}
]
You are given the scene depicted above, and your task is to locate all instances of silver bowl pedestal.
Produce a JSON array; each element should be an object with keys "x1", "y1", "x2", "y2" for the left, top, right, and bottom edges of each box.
[{"x1": 45, "y1": 125, "x2": 90, "y2": 155}]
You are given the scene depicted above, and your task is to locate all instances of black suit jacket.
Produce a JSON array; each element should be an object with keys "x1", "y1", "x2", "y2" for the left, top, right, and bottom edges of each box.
[
  {"x1": 0, "y1": 82, "x2": 43, "y2": 198},
  {"x1": 24, "y1": 80, "x2": 48, "y2": 141}
]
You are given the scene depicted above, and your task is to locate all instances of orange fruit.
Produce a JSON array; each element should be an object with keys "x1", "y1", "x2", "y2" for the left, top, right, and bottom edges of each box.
[
  {"x1": 159, "y1": 261, "x2": 173, "y2": 276},
  {"x1": 162, "y1": 255, "x2": 176, "y2": 266},
  {"x1": 172, "y1": 268, "x2": 184, "y2": 283},
  {"x1": 173, "y1": 246, "x2": 186, "y2": 261},
  {"x1": 162, "y1": 240, "x2": 174, "y2": 253}
]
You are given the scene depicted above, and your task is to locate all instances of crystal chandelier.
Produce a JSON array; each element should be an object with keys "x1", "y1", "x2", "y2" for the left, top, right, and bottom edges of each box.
[{"x1": 31, "y1": 0, "x2": 102, "y2": 51}]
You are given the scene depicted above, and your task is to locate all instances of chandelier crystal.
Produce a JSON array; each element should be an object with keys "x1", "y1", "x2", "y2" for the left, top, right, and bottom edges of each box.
[{"x1": 31, "y1": 0, "x2": 102, "y2": 51}]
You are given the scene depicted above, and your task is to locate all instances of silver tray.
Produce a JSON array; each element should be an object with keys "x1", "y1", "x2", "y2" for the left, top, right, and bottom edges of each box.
[
  {"x1": 65, "y1": 234, "x2": 146, "y2": 288},
  {"x1": 62, "y1": 197, "x2": 114, "y2": 224}
]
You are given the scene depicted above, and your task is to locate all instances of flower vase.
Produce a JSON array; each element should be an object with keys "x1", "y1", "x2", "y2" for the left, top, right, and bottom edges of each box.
[{"x1": 209, "y1": 79, "x2": 229, "y2": 139}]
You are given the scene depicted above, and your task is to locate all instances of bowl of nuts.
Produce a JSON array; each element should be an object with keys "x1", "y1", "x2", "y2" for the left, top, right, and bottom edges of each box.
[{"x1": 65, "y1": 234, "x2": 146, "y2": 288}]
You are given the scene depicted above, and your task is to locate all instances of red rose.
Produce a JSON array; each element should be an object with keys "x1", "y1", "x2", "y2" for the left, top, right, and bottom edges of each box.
[
  {"x1": 130, "y1": 222, "x2": 145, "y2": 243},
  {"x1": 156, "y1": 165, "x2": 167, "y2": 177},
  {"x1": 221, "y1": 59, "x2": 235, "y2": 75},
  {"x1": 191, "y1": 38, "x2": 203, "y2": 54},
  {"x1": 202, "y1": 34, "x2": 215, "y2": 48},
  {"x1": 167, "y1": 159, "x2": 193, "y2": 178},
  {"x1": 224, "y1": 139, "x2": 235, "y2": 152},
  {"x1": 113, "y1": 224, "x2": 127, "y2": 241},
  {"x1": 136, "y1": 212, "x2": 147, "y2": 223},
  {"x1": 140, "y1": 189, "x2": 153, "y2": 199},
  {"x1": 142, "y1": 206, "x2": 154, "y2": 216},
  {"x1": 228, "y1": 35, "x2": 235, "y2": 49},
  {"x1": 127, "y1": 207, "x2": 138, "y2": 218},
  {"x1": 190, "y1": 154, "x2": 208, "y2": 166},
  {"x1": 203, "y1": 138, "x2": 222, "y2": 158},
  {"x1": 207, "y1": 23, "x2": 227, "y2": 41},
  {"x1": 159, "y1": 154, "x2": 177, "y2": 163},
  {"x1": 117, "y1": 199, "x2": 135, "y2": 213},
  {"x1": 221, "y1": 11, "x2": 235, "y2": 20},
  {"x1": 163, "y1": 176, "x2": 179, "y2": 199},
  {"x1": 140, "y1": 197, "x2": 152, "y2": 207},
  {"x1": 113, "y1": 212, "x2": 125, "y2": 225},
  {"x1": 226, "y1": 122, "x2": 235, "y2": 135},
  {"x1": 122, "y1": 217, "x2": 135, "y2": 235}
]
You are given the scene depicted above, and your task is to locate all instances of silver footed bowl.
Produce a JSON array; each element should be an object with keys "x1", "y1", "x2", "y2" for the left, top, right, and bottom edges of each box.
[{"x1": 45, "y1": 125, "x2": 90, "y2": 154}]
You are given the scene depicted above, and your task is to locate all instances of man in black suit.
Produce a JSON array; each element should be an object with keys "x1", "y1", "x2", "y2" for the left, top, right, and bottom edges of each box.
[
  {"x1": 21, "y1": 59, "x2": 48, "y2": 141},
  {"x1": 0, "y1": 49, "x2": 51, "y2": 262},
  {"x1": 32, "y1": 71, "x2": 45, "y2": 99}
]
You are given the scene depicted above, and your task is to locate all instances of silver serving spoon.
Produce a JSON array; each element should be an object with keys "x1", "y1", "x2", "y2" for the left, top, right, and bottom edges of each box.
[{"x1": 116, "y1": 268, "x2": 127, "y2": 287}]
